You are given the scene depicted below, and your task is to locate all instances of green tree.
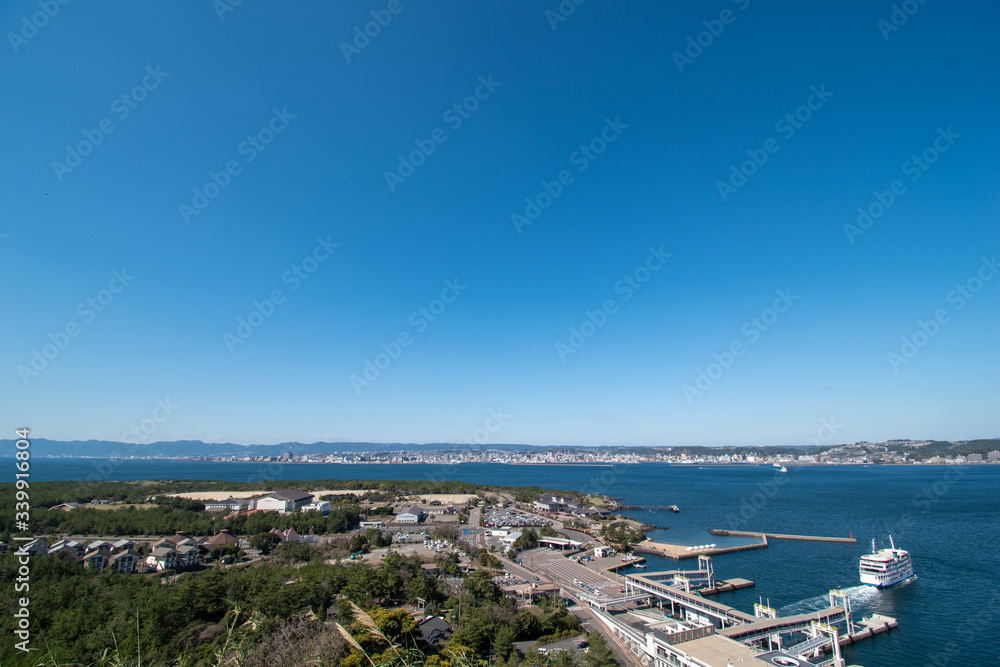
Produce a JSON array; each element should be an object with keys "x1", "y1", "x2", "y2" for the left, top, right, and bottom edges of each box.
[
  {"x1": 462, "y1": 569, "x2": 503, "y2": 604},
  {"x1": 584, "y1": 632, "x2": 618, "y2": 667},
  {"x1": 251, "y1": 532, "x2": 282, "y2": 555}
]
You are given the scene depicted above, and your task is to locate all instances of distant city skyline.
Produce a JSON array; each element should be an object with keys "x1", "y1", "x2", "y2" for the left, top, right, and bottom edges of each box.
[{"x1": 4, "y1": 2, "x2": 999, "y2": 448}]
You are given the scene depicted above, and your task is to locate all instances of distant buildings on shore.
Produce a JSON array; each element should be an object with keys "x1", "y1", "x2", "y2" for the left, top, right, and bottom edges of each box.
[{"x1": 170, "y1": 441, "x2": 1000, "y2": 466}]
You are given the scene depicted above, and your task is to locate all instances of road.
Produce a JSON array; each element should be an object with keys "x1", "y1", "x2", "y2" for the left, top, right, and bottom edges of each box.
[
  {"x1": 464, "y1": 506, "x2": 484, "y2": 549},
  {"x1": 522, "y1": 548, "x2": 623, "y2": 600}
]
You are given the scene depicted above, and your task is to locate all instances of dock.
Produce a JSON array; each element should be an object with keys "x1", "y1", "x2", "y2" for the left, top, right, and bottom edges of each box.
[
  {"x1": 710, "y1": 529, "x2": 857, "y2": 543},
  {"x1": 634, "y1": 535, "x2": 768, "y2": 560},
  {"x1": 699, "y1": 577, "x2": 755, "y2": 596},
  {"x1": 590, "y1": 555, "x2": 647, "y2": 573},
  {"x1": 842, "y1": 613, "x2": 898, "y2": 644}
]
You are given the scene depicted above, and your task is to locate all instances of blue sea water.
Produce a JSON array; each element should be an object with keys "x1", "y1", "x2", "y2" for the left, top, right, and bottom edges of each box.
[{"x1": 19, "y1": 459, "x2": 1000, "y2": 667}]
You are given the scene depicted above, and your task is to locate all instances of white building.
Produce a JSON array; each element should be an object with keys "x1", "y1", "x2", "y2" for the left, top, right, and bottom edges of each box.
[
  {"x1": 254, "y1": 490, "x2": 315, "y2": 514},
  {"x1": 396, "y1": 506, "x2": 424, "y2": 523},
  {"x1": 301, "y1": 500, "x2": 331, "y2": 514},
  {"x1": 501, "y1": 531, "x2": 522, "y2": 545}
]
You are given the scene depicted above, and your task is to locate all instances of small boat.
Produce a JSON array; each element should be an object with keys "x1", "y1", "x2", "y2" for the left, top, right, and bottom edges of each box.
[
  {"x1": 667, "y1": 505, "x2": 679, "y2": 513},
  {"x1": 634, "y1": 563, "x2": 648, "y2": 569},
  {"x1": 779, "y1": 466, "x2": 788, "y2": 473}
]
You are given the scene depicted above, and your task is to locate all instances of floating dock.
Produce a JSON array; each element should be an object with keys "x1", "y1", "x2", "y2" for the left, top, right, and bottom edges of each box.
[
  {"x1": 842, "y1": 613, "x2": 898, "y2": 644},
  {"x1": 710, "y1": 529, "x2": 857, "y2": 543},
  {"x1": 699, "y1": 577, "x2": 755, "y2": 596}
]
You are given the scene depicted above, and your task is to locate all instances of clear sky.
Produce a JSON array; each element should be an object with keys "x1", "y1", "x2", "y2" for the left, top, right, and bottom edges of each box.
[{"x1": 2, "y1": 1, "x2": 998, "y2": 447}]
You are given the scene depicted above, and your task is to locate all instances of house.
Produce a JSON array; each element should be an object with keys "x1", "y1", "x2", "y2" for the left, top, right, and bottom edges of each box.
[
  {"x1": 17, "y1": 539, "x2": 49, "y2": 555},
  {"x1": 166, "y1": 532, "x2": 198, "y2": 548},
  {"x1": 417, "y1": 616, "x2": 453, "y2": 646},
  {"x1": 83, "y1": 549, "x2": 110, "y2": 572},
  {"x1": 146, "y1": 547, "x2": 178, "y2": 571},
  {"x1": 204, "y1": 530, "x2": 240, "y2": 548},
  {"x1": 49, "y1": 501, "x2": 85, "y2": 511},
  {"x1": 395, "y1": 506, "x2": 424, "y2": 524},
  {"x1": 86, "y1": 539, "x2": 112, "y2": 552},
  {"x1": 254, "y1": 490, "x2": 315, "y2": 514},
  {"x1": 175, "y1": 544, "x2": 200, "y2": 568},
  {"x1": 205, "y1": 497, "x2": 253, "y2": 513},
  {"x1": 359, "y1": 520, "x2": 385, "y2": 529},
  {"x1": 111, "y1": 539, "x2": 136, "y2": 553},
  {"x1": 0, "y1": 542, "x2": 8, "y2": 554},
  {"x1": 48, "y1": 539, "x2": 85, "y2": 558},
  {"x1": 269, "y1": 527, "x2": 306, "y2": 543},
  {"x1": 109, "y1": 549, "x2": 140, "y2": 573}
]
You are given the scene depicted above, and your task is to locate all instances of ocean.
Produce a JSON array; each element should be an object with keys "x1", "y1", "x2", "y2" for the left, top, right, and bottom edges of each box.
[{"x1": 17, "y1": 459, "x2": 1000, "y2": 667}]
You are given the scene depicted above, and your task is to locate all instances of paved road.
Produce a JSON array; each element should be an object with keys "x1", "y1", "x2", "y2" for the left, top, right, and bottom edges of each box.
[
  {"x1": 464, "y1": 506, "x2": 484, "y2": 549},
  {"x1": 523, "y1": 548, "x2": 622, "y2": 600}
]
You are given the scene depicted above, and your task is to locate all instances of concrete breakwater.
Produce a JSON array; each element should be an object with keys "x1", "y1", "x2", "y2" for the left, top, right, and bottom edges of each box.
[{"x1": 710, "y1": 529, "x2": 857, "y2": 543}]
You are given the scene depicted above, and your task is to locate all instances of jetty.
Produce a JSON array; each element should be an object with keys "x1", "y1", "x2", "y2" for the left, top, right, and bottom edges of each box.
[
  {"x1": 634, "y1": 535, "x2": 768, "y2": 560},
  {"x1": 710, "y1": 529, "x2": 857, "y2": 543},
  {"x1": 699, "y1": 577, "x2": 755, "y2": 596}
]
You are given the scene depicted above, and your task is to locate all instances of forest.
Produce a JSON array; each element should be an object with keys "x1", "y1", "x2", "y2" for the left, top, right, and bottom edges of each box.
[{"x1": 0, "y1": 547, "x2": 618, "y2": 667}]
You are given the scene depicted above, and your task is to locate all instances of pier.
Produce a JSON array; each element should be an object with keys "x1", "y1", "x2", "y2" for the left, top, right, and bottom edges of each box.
[
  {"x1": 634, "y1": 534, "x2": 768, "y2": 559},
  {"x1": 710, "y1": 529, "x2": 857, "y2": 543},
  {"x1": 699, "y1": 577, "x2": 755, "y2": 596},
  {"x1": 522, "y1": 547, "x2": 895, "y2": 667}
]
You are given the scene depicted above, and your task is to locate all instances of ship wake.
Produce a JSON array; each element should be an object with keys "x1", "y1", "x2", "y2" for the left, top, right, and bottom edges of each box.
[{"x1": 778, "y1": 585, "x2": 879, "y2": 616}]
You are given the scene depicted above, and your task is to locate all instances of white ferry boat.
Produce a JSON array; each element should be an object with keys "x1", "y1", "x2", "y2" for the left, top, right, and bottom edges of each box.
[{"x1": 859, "y1": 536, "x2": 914, "y2": 587}]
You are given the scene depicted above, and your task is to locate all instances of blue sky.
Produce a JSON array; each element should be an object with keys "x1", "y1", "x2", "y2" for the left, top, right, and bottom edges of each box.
[{"x1": 2, "y1": 1, "x2": 998, "y2": 447}]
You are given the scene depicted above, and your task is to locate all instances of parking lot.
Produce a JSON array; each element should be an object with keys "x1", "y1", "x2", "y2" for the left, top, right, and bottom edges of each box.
[{"x1": 482, "y1": 505, "x2": 552, "y2": 529}]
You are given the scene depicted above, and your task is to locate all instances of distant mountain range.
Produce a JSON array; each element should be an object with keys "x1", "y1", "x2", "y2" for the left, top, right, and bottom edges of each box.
[{"x1": 1, "y1": 437, "x2": 997, "y2": 459}]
